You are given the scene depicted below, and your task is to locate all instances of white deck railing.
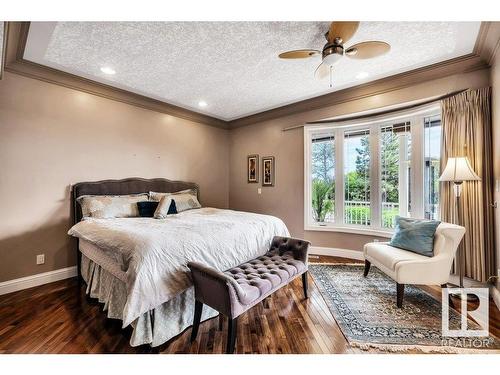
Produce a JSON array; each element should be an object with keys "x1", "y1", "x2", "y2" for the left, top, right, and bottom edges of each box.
[
  {"x1": 344, "y1": 200, "x2": 400, "y2": 226},
  {"x1": 317, "y1": 201, "x2": 438, "y2": 227}
]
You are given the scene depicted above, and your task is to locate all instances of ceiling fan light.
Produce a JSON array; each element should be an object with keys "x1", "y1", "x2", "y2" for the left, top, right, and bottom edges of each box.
[{"x1": 322, "y1": 53, "x2": 342, "y2": 67}]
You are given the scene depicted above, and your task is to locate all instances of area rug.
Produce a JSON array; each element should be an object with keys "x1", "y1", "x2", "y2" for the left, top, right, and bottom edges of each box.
[{"x1": 309, "y1": 263, "x2": 500, "y2": 353}]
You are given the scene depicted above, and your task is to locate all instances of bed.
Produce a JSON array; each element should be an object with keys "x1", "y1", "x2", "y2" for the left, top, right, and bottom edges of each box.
[{"x1": 69, "y1": 178, "x2": 289, "y2": 347}]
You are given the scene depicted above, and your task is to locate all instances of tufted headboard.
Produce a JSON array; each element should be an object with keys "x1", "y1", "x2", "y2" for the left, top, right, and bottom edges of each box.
[{"x1": 72, "y1": 177, "x2": 200, "y2": 224}]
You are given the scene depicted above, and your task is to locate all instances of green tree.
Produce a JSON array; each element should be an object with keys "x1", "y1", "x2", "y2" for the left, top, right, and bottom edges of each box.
[
  {"x1": 380, "y1": 131, "x2": 400, "y2": 203},
  {"x1": 312, "y1": 140, "x2": 334, "y2": 182},
  {"x1": 312, "y1": 179, "x2": 333, "y2": 222},
  {"x1": 348, "y1": 132, "x2": 401, "y2": 203},
  {"x1": 311, "y1": 140, "x2": 335, "y2": 222}
]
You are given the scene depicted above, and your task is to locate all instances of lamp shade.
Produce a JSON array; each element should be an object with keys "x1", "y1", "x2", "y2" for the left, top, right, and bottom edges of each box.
[{"x1": 439, "y1": 157, "x2": 480, "y2": 182}]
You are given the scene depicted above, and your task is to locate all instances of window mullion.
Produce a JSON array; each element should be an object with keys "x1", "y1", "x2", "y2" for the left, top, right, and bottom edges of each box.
[
  {"x1": 411, "y1": 116, "x2": 425, "y2": 218},
  {"x1": 334, "y1": 127, "x2": 344, "y2": 225},
  {"x1": 370, "y1": 126, "x2": 381, "y2": 228},
  {"x1": 398, "y1": 132, "x2": 409, "y2": 217}
]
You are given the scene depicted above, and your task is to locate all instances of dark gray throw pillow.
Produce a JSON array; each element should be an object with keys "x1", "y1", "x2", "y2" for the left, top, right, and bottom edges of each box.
[
  {"x1": 388, "y1": 216, "x2": 441, "y2": 257},
  {"x1": 137, "y1": 201, "x2": 177, "y2": 217}
]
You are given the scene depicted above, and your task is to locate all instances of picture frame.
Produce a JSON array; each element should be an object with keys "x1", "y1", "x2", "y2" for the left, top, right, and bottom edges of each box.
[
  {"x1": 262, "y1": 156, "x2": 275, "y2": 186},
  {"x1": 247, "y1": 154, "x2": 259, "y2": 183}
]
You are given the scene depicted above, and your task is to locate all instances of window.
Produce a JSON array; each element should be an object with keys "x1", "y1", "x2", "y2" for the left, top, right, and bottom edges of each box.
[
  {"x1": 311, "y1": 131, "x2": 335, "y2": 223},
  {"x1": 424, "y1": 115, "x2": 441, "y2": 220},
  {"x1": 344, "y1": 129, "x2": 370, "y2": 226},
  {"x1": 380, "y1": 121, "x2": 411, "y2": 228},
  {"x1": 304, "y1": 105, "x2": 441, "y2": 237}
]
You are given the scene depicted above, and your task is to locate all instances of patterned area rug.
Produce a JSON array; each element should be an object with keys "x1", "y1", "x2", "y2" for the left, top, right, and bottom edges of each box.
[{"x1": 309, "y1": 264, "x2": 500, "y2": 353}]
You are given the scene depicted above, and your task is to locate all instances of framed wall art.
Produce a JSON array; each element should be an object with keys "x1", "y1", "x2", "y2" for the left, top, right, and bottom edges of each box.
[
  {"x1": 262, "y1": 156, "x2": 275, "y2": 186},
  {"x1": 247, "y1": 154, "x2": 259, "y2": 183}
]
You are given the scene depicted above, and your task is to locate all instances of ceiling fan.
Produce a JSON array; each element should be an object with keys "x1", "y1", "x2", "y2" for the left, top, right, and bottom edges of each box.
[{"x1": 278, "y1": 22, "x2": 390, "y2": 83}]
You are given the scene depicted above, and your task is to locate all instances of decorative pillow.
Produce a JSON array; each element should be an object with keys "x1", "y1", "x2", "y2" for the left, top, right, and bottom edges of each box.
[
  {"x1": 153, "y1": 196, "x2": 178, "y2": 219},
  {"x1": 171, "y1": 192, "x2": 201, "y2": 213},
  {"x1": 77, "y1": 194, "x2": 149, "y2": 219},
  {"x1": 137, "y1": 201, "x2": 159, "y2": 217},
  {"x1": 149, "y1": 188, "x2": 197, "y2": 202},
  {"x1": 389, "y1": 216, "x2": 441, "y2": 257}
]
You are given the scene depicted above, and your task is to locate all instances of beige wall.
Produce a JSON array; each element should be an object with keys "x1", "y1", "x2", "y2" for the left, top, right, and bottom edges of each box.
[
  {"x1": 491, "y1": 51, "x2": 500, "y2": 283},
  {"x1": 0, "y1": 65, "x2": 494, "y2": 283},
  {"x1": 229, "y1": 69, "x2": 491, "y2": 252},
  {"x1": 0, "y1": 73, "x2": 229, "y2": 282}
]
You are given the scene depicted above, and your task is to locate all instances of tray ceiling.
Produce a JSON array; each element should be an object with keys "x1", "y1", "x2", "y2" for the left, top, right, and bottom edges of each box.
[{"x1": 24, "y1": 22, "x2": 481, "y2": 121}]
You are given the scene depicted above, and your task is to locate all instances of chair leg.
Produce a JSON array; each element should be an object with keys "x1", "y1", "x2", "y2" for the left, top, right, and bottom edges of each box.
[
  {"x1": 302, "y1": 272, "x2": 309, "y2": 299},
  {"x1": 396, "y1": 283, "x2": 404, "y2": 308},
  {"x1": 226, "y1": 317, "x2": 238, "y2": 354},
  {"x1": 363, "y1": 260, "x2": 371, "y2": 277},
  {"x1": 190, "y1": 300, "x2": 203, "y2": 342}
]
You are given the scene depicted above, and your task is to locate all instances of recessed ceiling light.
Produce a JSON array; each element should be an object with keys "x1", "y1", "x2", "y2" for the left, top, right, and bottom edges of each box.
[
  {"x1": 355, "y1": 72, "x2": 369, "y2": 80},
  {"x1": 100, "y1": 66, "x2": 116, "y2": 75},
  {"x1": 198, "y1": 101, "x2": 208, "y2": 108}
]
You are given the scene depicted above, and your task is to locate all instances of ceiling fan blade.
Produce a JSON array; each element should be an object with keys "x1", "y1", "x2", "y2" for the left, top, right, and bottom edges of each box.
[
  {"x1": 279, "y1": 49, "x2": 321, "y2": 59},
  {"x1": 327, "y1": 21, "x2": 360, "y2": 44},
  {"x1": 314, "y1": 62, "x2": 330, "y2": 80},
  {"x1": 345, "y1": 41, "x2": 391, "y2": 59}
]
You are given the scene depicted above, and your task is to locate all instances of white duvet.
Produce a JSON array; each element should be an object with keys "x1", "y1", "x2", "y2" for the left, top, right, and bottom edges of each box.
[{"x1": 68, "y1": 208, "x2": 289, "y2": 326}]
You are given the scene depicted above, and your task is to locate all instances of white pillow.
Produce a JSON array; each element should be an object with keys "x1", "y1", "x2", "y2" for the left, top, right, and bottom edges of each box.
[
  {"x1": 77, "y1": 194, "x2": 148, "y2": 219},
  {"x1": 153, "y1": 196, "x2": 176, "y2": 219},
  {"x1": 171, "y1": 192, "x2": 201, "y2": 213},
  {"x1": 149, "y1": 188, "x2": 197, "y2": 202},
  {"x1": 153, "y1": 191, "x2": 201, "y2": 218}
]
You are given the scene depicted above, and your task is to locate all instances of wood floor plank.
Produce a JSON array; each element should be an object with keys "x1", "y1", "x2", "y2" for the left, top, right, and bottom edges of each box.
[{"x1": 0, "y1": 255, "x2": 497, "y2": 354}]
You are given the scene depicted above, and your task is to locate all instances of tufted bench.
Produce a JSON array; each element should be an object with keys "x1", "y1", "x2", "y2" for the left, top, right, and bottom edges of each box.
[{"x1": 188, "y1": 236, "x2": 310, "y2": 353}]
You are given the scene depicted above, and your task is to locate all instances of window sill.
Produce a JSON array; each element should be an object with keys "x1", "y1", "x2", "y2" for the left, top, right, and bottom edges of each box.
[{"x1": 304, "y1": 224, "x2": 394, "y2": 238}]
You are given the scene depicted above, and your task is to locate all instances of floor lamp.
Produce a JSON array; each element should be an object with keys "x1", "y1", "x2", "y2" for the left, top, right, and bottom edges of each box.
[{"x1": 439, "y1": 156, "x2": 481, "y2": 301}]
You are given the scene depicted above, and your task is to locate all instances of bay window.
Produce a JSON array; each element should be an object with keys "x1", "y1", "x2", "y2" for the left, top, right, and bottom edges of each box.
[{"x1": 304, "y1": 105, "x2": 441, "y2": 237}]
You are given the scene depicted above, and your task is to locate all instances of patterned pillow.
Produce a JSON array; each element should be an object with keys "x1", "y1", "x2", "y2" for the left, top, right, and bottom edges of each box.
[
  {"x1": 153, "y1": 196, "x2": 179, "y2": 219},
  {"x1": 149, "y1": 188, "x2": 197, "y2": 202},
  {"x1": 153, "y1": 191, "x2": 201, "y2": 218},
  {"x1": 171, "y1": 192, "x2": 201, "y2": 212},
  {"x1": 77, "y1": 194, "x2": 149, "y2": 219}
]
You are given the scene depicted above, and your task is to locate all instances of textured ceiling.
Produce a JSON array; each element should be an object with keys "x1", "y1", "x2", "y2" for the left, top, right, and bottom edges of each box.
[{"x1": 24, "y1": 22, "x2": 481, "y2": 121}]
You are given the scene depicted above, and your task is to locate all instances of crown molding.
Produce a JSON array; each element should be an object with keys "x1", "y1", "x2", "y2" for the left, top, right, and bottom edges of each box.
[
  {"x1": 229, "y1": 54, "x2": 489, "y2": 128},
  {"x1": 3, "y1": 22, "x2": 497, "y2": 130},
  {"x1": 3, "y1": 22, "x2": 229, "y2": 129}
]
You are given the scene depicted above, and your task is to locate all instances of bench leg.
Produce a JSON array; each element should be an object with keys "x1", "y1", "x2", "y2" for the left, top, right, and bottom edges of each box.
[
  {"x1": 363, "y1": 260, "x2": 371, "y2": 277},
  {"x1": 190, "y1": 300, "x2": 203, "y2": 342},
  {"x1": 302, "y1": 272, "x2": 309, "y2": 299},
  {"x1": 396, "y1": 283, "x2": 404, "y2": 308},
  {"x1": 226, "y1": 317, "x2": 238, "y2": 354}
]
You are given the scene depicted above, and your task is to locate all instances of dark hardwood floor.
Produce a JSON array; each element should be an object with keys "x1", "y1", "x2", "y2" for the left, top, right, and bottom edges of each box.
[{"x1": 0, "y1": 256, "x2": 498, "y2": 354}]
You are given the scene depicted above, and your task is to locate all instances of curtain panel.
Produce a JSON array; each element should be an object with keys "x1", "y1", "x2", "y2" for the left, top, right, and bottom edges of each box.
[{"x1": 440, "y1": 87, "x2": 495, "y2": 282}]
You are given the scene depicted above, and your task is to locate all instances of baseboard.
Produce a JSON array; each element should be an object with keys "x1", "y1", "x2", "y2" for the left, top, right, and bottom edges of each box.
[
  {"x1": 0, "y1": 266, "x2": 77, "y2": 296},
  {"x1": 309, "y1": 246, "x2": 364, "y2": 261}
]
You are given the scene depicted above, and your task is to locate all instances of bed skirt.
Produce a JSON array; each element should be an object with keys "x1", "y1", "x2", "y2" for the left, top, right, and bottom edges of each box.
[{"x1": 81, "y1": 254, "x2": 218, "y2": 347}]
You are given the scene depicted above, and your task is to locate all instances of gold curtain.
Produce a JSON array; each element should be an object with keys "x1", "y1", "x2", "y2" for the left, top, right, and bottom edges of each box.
[{"x1": 440, "y1": 87, "x2": 495, "y2": 282}]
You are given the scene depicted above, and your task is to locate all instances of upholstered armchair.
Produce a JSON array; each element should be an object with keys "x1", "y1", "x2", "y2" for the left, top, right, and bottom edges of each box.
[{"x1": 363, "y1": 222, "x2": 465, "y2": 307}]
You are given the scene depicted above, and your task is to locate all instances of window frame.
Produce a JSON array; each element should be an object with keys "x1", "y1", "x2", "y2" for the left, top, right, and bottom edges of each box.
[{"x1": 304, "y1": 104, "x2": 441, "y2": 237}]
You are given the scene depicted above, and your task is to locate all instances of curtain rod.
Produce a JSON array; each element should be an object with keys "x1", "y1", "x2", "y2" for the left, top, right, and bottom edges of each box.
[{"x1": 281, "y1": 89, "x2": 467, "y2": 132}]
